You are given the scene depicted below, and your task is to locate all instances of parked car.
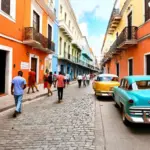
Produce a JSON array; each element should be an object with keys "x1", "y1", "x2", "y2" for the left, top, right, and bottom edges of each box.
[
  {"x1": 113, "y1": 76, "x2": 150, "y2": 126},
  {"x1": 93, "y1": 74, "x2": 120, "y2": 98}
]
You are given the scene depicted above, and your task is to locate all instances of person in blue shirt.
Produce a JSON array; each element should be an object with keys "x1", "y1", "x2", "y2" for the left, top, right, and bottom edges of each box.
[{"x1": 11, "y1": 71, "x2": 27, "y2": 118}]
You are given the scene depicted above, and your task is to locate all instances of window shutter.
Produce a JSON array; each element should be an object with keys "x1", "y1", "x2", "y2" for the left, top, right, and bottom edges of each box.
[
  {"x1": 145, "y1": 0, "x2": 150, "y2": 21},
  {"x1": 10, "y1": 0, "x2": 16, "y2": 20},
  {"x1": 1, "y1": 0, "x2": 10, "y2": 15}
]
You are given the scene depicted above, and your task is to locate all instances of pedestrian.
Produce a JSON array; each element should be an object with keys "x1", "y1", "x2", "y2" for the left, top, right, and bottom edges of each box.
[
  {"x1": 57, "y1": 72, "x2": 65, "y2": 103},
  {"x1": 77, "y1": 74, "x2": 82, "y2": 88},
  {"x1": 66, "y1": 73, "x2": 70, "y2": 87},
  {"x1": 83, "y1": 74, "x2": 86, "y2": 87},
  {"x1": 64, "y1": 73, "x2": 67, "y2": 88},
  {"x1": 44, "y1": 69, "x2": 51, "y2": 96},
  {"x1": 27, "y1": 69, "x2": 39, "y2": 94},
  {"x1": 48, "y1": 72, "x2": 53, "y2": 96},
  {"x1": 53, "y1": 71, "x2": 57, "y2": 88},
  {"x1": 11, "y1": 71, "x2": 27, "y2": 118},
  {"x1": 86, "y1": 74, "x2": 90, "y2": 85}
]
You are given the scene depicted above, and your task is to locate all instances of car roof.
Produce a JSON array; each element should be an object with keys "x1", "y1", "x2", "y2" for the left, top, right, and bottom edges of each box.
[
  {"x1": 98, "y1": 74, "x2": 118, "y2": 77},
  {"x1": 124, "y1": 75, "x2": 150, "y2": 84}
]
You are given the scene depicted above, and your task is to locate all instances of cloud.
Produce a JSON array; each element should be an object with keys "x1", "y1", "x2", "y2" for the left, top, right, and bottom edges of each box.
[
  {"x1": 70, "y1": 0, "x2": 115, "y2": 21},
  {"x1": 88, "y1": 34, "x2": 105, "y2": 57},
  {"x1": 79, "y1": 23, "x2": 88, "y2": 37}
]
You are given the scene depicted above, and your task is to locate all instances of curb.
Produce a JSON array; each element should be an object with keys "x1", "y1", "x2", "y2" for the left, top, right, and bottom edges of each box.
[{"x1": 0, "y1": 81, "x2": 77, "y2": 113}]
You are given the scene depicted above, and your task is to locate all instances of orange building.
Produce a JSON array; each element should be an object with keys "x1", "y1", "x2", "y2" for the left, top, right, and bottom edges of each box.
[
  {"x1": 101, "y1": 0, "x2": 150, "y2": 79},
  {"x1": 0, "y1": 0, "x2": 56, "y2": 96}
]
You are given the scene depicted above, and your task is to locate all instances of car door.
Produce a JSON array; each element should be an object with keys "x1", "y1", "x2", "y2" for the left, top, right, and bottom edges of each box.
[
  {"x1": 114, "y1": 79, "x2": 124, "y2": 105},
  {"x1": 118, "y1": 79, "x2": 130, "y2": 106}
]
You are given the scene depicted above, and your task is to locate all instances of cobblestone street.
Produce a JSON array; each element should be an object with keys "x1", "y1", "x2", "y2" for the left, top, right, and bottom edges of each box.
[
  {"x1": 1, "y1": 83, "x2": 150, "y2": 150},
  {"x1": 0, "y1": 83, "x2": 97, "y2": 150}
]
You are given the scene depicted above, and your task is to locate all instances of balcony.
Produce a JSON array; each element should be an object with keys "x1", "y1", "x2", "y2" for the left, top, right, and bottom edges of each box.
[
  {"x1": 23, "y1": 27, "x2": 55, "y2": 53},
  {"x1": 108, "y1": 9, "x2": 122, "y2": 34},
  {"x1": 36, "y1": 0, "x2": 56, "y2": 21},
  {"x1": 72, "y1": 40, "x2": 82, "y2": 51},
  {"x1": 117, "y1": 26, "x2": 138, "y2": 49},
  {"x1": 58, "y1": 20, "x2": 73, "y2": 40},
  {"x1": 82, "y1": 53, "x2": 93, "y2": 61}
]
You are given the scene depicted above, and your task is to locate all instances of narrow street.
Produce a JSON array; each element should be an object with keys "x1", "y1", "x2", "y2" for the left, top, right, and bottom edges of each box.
[{"x1": 0, "y1": 83, "x2": 150, "y2": 150}]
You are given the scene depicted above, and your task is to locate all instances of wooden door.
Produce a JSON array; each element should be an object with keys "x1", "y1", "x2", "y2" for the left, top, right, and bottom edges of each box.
[
  {"x1": 128, "y1": 12, "x2": 132, "y2": 40},
  {"x1": 33, "y1": 11, "x2": 40, "y2": 32},
  {"x1": 31, "y1": 58, "x2": 37, "y2": 73},
  {"x1": 48, "y1": 24, "x2": 52, "y2": 49},
  {"x1": 128, "y1": 59, "x2": 133, "y2": 76}
]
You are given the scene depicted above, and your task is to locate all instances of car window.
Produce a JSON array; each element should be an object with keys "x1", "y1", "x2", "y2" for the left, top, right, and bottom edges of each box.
[
  {"x1": 97, "y1": 76, "x2": 119, "y2": 81},
  {"x1": 120, "y1": 79, "x2": 124, "y2": 88},
  {"x1": 136, "y1": 80, "x2": 150, "y2": 90}
]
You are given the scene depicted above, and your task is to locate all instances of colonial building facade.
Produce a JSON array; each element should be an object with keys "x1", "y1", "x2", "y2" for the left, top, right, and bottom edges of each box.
[
  {"x1": 57, "y1": 0, "x2": 97, "y2": 80},
  {"x1": 0, "y1": 0, "x2": 56, "y2": 95},
  {"x1": 101, "y1": 0, "x2": 150, "y2": 79}
]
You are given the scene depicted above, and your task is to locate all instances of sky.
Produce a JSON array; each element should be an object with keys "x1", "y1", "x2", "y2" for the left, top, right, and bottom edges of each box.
[{"x1": 70, "y1": 0, "x2": 115, "y2": 59}]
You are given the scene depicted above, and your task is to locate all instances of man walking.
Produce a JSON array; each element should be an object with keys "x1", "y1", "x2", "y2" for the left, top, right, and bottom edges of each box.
[
  {"x1": 77, "y1": 74, "x2": 82, "y2": 88},
  {"x1": 57, "y1": 72, "x2": 65, "y2": 103},
  {"x1": 11, "y1": 71, "x2": 27, "y2": 118},
  {"x1": 53, "y1": 71, "x2": 57, "y2": 88},
  {"x1": 86, "y1": 74, "x2": 90, "y2": 85}
]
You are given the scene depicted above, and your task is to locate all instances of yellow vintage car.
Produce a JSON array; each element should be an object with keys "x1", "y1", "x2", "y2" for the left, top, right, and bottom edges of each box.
[{"x1": 93, "y1": 74, "x2": 120, "y2": 97}]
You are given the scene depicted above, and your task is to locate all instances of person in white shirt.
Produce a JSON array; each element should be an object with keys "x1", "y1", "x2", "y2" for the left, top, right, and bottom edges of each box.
[
  {"x1": 66, "y1": 73, "x2": 70, "y2": 86},
  {"x1": 77, "y1": 74, "x2": 82, "y2": 88},
  {"x1": 86, "y1": 74, "x2": 90, "y2": 85}
]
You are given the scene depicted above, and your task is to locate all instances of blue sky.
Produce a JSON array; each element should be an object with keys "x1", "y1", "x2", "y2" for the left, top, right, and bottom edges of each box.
[{"x1": 70, "y1": 0, "x2": 115, "y2": 58}]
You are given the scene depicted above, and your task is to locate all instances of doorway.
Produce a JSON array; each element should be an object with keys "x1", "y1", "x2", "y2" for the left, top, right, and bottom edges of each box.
[
  {"x1": 31, "y1": 57, "x2": 37, "y2": 81},
  {"x1": 116, "y1": 63, "x2": 120, "y2": 77},
  {"x1": 128, "y1": 59, "x2": 133, "y2": 76},
  {"x1": 0, "y1": 50, "x2": 6, "y2": 94},
  {"x1": 127, "y1": 12, "x2": 132, "y2": 40},
  {"x1": 146, "y1": 54, "x2": 150, "y2": 75}
]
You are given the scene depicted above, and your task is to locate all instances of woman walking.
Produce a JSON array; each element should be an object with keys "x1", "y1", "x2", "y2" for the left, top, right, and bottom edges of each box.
[
  {"x1": 44, "y1": 69, "x2": 51, "y2": 96},
  {"x1": 48, "y1": 72, "x2": 53, "y2": 96}
]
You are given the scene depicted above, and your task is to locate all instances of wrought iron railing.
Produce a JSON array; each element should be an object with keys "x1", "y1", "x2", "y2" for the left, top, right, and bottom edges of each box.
[
  {"x1": 117, "y1": 26, "x2": 138, "y2": 46},
  {"x1": 24, "y1": 27, "x2": 55, "y2": 51}
]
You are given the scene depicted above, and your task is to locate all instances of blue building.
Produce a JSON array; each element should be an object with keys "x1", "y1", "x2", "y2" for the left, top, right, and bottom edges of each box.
[{"x1": 52, "y1": 0, "x2": 59, "y2": 73}]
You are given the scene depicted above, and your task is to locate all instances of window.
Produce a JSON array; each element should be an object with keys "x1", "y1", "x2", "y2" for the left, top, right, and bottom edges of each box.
[
  {"x1": 33, "y1": 11, "x2": 40, "y2": 32},
  {"x1": 0, "y1": 0, "x2": 16, "y2": 21},
  {"x1": 116, "y1": 63, "x2": 119, "y2": 77},
  {"x1": 145, "y1": 0, "x2": 150, "y2": 21},
  {"x1": 64, "y1": 42, "x2": 66, "y2": 52},
  {"x1": 128, "y1": 59, "x2": 133, "y2": 76},
  {"x1": 1, "y1": 0, "x2": 10, "y2": 15},
  {"x1": 59, "y1": 37, "x2": 62, "y2": 55},
  {"x1": 65, "y1": 13, "x2": 67, "y2": 22},
  {"x1": 60, "y1": 5, "x2": 62, "y2": 14}
]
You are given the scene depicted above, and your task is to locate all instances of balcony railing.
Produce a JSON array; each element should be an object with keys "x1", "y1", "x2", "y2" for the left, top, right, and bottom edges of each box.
[
  {"x1": 23, "y1": 27, "x2": 55, "y2": 53},
  {"x1": 108, "y1": 26, "x2": 138, "y2": 54},
  {"x1": 108, "y1": 8, "x2": 122, "y2": 34},
  {"x1": 117, "y1": 26, "x2": 138, "y2": 49},
  {"x1": 59, "y1": 20, "x2": 73, "y2": 40}
]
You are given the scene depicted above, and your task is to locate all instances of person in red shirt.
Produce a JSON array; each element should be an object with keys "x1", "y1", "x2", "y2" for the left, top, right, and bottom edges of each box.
[
  {"x1": 27, "y1": 69, "x2": 39, "y2": 94},
  {"x1": 57, "y1": 72, "x2": 65, "y2": 102}
]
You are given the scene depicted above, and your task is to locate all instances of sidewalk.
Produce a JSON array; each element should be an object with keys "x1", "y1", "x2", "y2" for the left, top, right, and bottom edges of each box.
[{"x1": 0, "y1": 81, "x2": 77, "y2": 113}]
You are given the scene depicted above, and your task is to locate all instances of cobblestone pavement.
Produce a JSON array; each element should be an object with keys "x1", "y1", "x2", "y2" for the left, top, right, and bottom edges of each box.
[{"x1": 0, "y1": 83, "x2": 98, "y2": 150}]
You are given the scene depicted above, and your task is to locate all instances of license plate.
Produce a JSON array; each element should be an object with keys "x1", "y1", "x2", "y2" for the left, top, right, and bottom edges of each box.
[{"x1": 102, "y1": 93, "x2": 108, "y2": 96}]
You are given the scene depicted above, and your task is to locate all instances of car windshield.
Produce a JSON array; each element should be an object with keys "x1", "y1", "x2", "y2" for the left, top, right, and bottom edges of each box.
[
  {"x1": 97, "y1": 76, "x2": 118, "y2": 81},
  {"x1": 134, "y1": 80, "x2": 150, "y2": 90}
]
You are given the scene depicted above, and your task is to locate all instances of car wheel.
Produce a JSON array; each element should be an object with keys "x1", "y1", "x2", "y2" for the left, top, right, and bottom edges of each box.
[{"x1": 122, "y1": 106, "x2": 130, "y2": 126}]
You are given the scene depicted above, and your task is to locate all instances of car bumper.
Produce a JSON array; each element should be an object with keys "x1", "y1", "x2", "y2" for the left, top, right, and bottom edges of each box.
[
  {"x1": 125, "y1": 113, "x2": 150, "y2": 124},
  {"x1": 95, "y1": 91, "x2": 113, "y2": 97}
]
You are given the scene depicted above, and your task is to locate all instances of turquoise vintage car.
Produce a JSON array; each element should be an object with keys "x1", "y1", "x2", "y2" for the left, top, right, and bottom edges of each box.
[{"x1": 113, "y1": 76, "x2": 150, "y2": 126}]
